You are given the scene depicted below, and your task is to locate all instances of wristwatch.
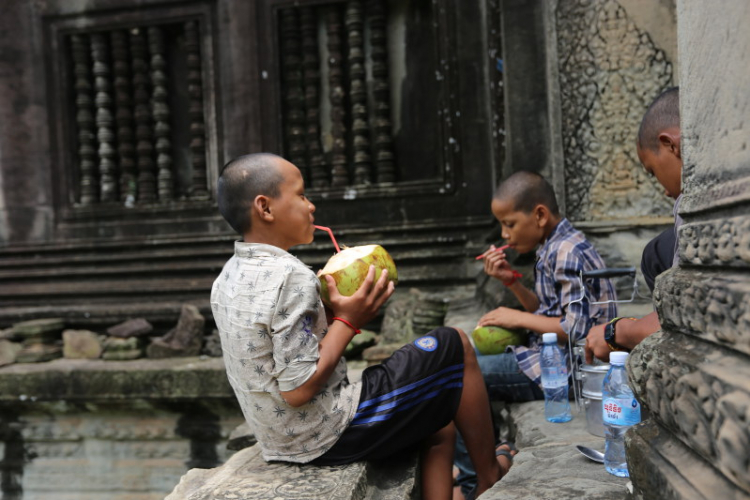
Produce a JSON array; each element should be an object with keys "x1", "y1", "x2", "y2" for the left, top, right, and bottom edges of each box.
[{"x1": 604, "y1": 317, "x2": 627, "y2": 351}]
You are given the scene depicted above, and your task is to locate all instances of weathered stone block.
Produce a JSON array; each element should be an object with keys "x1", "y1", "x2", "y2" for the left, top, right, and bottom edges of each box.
[
  {"x1": 0, "y1": 340, "x2": 22, "y2": 366},
  {"x1": 102, "y1": 336, "x2": 143, "y2": 360},
  {"x1": 202, "y1": 329, "x2": 223, "y2": 357},
  {"x1": 62, "y1": 329, "x2": 103, "y2": 359},
  {"x1": 106, "y1": 318, "x2": 153, "y2": 338},
  {"x1": 147, "y1": 304, "x2": 204, "y2": 359},
  {"x1": 166, "y1": 444, "x2": 418, "y2": 500},
  {"x1": 11, "y1": 318, "x2": 65, "y2": 337},
  {"x1": 15, "y1": 343, "x2": 62, "y2": 363}
]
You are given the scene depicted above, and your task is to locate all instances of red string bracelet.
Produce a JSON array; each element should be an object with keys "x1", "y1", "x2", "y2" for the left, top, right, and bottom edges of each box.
[
  {"x1": 503, "y1": 270, "x2": 523, "y2": 287},
  {"x1": 332, "y1": 317, "x2": 361, "y2": 334}
]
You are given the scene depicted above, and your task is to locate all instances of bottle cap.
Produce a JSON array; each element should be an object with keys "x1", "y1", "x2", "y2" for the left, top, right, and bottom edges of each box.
[
  {"x1": 542, "y1": 333, "x2": 557, "y2": 344},
  {"x1": 610, "y1": 351, "x2": 629, "y2": 365}
]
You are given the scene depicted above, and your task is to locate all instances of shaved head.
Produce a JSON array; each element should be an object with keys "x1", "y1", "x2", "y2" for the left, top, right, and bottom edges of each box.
[
  {"x1": 217, "y1": 153, "x2": 285, "y2": 235},
  {"x1": 638, "y1": 87, "x2": 680, "y2": 152},
  {"x1": 494, "y1": 171, "x2": 559, "y2": 216}
]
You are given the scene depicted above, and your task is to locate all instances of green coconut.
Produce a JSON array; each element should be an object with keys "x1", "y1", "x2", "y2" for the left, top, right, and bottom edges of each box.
[
  {"x1": 471, "y1": 326, "x2": 527, "y2": 355},
  {"x1": 318, "y1": 245, "x2": 398, "y2": 303}
]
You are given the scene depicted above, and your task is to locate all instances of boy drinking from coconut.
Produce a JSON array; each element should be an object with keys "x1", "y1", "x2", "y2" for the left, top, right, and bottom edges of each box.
[
  {"x1": 212, "y1": 152, "x2": 508, "y2": 500},
  {"x1": 453, "y1": 171, "x2": 617, "y2": 497}
]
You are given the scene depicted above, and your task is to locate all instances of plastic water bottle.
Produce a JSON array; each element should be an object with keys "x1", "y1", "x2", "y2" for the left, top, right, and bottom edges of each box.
[
  {"x1": 540, "y1": 333, "x2": 572, "y2": 423},
  {"x1": 602, "y1": 351, "x2": 641, "y2": 477}
]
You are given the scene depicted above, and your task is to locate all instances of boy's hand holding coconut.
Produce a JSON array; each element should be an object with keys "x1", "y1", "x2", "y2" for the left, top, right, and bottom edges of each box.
[{"x1": 321, "y1": 264, "x2": 395, "y2": 334}]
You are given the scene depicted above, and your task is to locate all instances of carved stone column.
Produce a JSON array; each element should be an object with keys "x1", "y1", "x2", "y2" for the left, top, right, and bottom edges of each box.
[
  {"x1": 71, "y1": 34, "x2": 98, "y2": 205},
  {"x1": 91, "y1": 33, "x2": 118, "y2": 202},
  {"x1": 111, "y1": 30, "x2": 137, "y2": 205},
  {"x1": 148, "y1": 26, "x2": 173, "y2": 202},
  {"x1": 280, "y1": 8, "x2": 308, "y2": 180},
  {"x1": 300, "y1": 7, "x2": 327, "y2": 189},
  {"x1": 185, "y1": 20, "x2": 210, "y2": 200},
  {"x1": 346, "y1": 0, "x2": 372, "y2": 185},
  {"x1": 326, "y1": 7, "x2": 349, "y2": 187},
  {"x1": 367, "y1": 0, "x2": 395, "y2": 184},
  {"x1": 626, "y1": 1, "x2": 750, "y2": 498},
  {"x1": 131, "y1": 28, "x2": 157, "y2": 203}
]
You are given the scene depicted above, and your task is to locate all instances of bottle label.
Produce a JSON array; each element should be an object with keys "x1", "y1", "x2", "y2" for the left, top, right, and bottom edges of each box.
[
  {"x1": 602, "y1": 397, "x2": 641, "y2": 426},
  {"x1": 541, "y1": 367, "x2": 568, "y2": 389}
]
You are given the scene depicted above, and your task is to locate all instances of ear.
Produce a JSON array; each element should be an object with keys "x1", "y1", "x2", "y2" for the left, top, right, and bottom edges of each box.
[
  {"x1": 253, "y1": 195, "x2": 274, "y2": 222},
  {"x1": 533, "y1": 204, "x2": 550, "y2": 227},
  {"x1": 658, "y1": 129, "x2": 681, "y2": 159}
]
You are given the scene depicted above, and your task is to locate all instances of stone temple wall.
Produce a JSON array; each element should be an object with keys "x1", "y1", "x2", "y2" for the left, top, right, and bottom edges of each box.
[
  {"x1": 527, "y1": 0, "x2": 679, "y2": 311},
  {"x1": 627, "y1": 1, "x2": 750, "y2": 498}
]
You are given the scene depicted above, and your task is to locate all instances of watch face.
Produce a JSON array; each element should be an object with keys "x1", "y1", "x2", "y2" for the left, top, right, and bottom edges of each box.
[{"x1": 604, "y1": 323, "x2": 614, "y2": 341}]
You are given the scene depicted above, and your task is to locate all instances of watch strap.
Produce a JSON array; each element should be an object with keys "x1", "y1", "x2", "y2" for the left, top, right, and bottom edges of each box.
[{"x1": 605, "y1": 317, "x2": 634, "y2": 351}]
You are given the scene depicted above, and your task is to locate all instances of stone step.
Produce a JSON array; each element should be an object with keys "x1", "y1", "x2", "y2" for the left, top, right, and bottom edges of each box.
[{"x1": 0, "y1": 221, "x2": 492, "y2": 330}]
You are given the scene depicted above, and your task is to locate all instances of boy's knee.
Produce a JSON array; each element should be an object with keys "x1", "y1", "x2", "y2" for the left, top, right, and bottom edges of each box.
[
  {"x1": 452, "y1": 328, "x2": 477, "y2": 362},
  {"x1": 427, "y1": 326, "x2": 474, "y2": 362}
]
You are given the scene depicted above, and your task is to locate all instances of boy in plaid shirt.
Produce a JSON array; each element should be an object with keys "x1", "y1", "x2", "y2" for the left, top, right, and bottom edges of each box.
[{"x1": 455, "y1": 171, "x2": 617, "y2": 498}]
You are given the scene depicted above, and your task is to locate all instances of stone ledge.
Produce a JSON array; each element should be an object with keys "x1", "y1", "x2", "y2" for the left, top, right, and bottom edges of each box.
[
  {"x1": 0, "y1": 356, "x2": 234, "y2": 401},
  {"x1": 483, "y1": 401, "x2": 631, "y2": 500},
  {"x1": 166, "y1": 444, "x2": 419, "y2": 500}
]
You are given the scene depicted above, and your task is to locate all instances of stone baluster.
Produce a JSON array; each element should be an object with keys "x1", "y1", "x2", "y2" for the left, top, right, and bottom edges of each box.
[
  {"x1": 130, "y1": 28, "x2": 156, "y2": 202},
  {"x1": 280, "y1": 8, "x2": 308, "y2": 180},
  {"x1": 71, "y1": 34, "x2": 98, "y2": 205},
  {"x1": 346, "y1": 0, "x2": 372, "y2": 185},
  {"x1": 147, "y1": 26, "x2": 173, "y2": 202},
  {"x1": 91, "y1": 33, "x2": 118, "y2": 202},
  {"x1": 111, "y1": 30, "x2": 137, "y2": 205},
  {"x1": 488, "y1": 0, "x2": 506, "y2": 175},
  {"x1": 367, "y1": 0, "x2": 396, "y2": 183},
  {"x1": 301, "y1": 7, "x2": 327, "y2": 189},
  {"x1": 326, "y1": 7, "x2": 349, "y2": 186},
  {"x1": 184, "y1": 20, "x2": 209, "y2": 200}
]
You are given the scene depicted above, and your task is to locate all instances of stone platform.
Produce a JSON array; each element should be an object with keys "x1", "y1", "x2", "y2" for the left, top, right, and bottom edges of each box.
[
  {"x1": 166, "y1": 398, "x2": 631, "y2": 500},
  {"x1": 483, "y1": 401, "x2": 631, "y2": 500}
]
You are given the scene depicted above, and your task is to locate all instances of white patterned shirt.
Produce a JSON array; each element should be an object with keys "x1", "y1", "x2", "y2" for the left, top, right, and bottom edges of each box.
[{"x1": 211, "y1": 242, "x2": 361, "y2": 463}]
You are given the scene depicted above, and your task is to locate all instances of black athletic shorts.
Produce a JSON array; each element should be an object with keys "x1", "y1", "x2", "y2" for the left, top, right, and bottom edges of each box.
[{"x1": 312, "y1": 326, "x2": 465, "y2": 465}]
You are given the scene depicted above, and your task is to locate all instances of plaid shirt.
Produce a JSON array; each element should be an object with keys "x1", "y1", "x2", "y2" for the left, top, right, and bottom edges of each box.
[{"x1": 510, "y1": 218, "x2": 617, "y2": 386}]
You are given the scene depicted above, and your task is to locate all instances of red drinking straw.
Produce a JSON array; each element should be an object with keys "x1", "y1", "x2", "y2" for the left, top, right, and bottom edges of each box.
[
  {"x1": 475, "y1": 244, "x2": 511, "y2": 260},
  {"x1": 315, "y1": 225, "x2": 341, "y2": 253}
]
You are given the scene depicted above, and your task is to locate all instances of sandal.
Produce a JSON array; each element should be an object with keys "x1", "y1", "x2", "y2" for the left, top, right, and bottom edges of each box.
[
  {"x1": 465, "y1": 441, "x2": 518, "y2": 500},
  {"x1": 495, "y1": 440, "x2": 516, "y2": 476},
  {"x1": 495, "y1": 439, "x2": 517, "y2": 460}
]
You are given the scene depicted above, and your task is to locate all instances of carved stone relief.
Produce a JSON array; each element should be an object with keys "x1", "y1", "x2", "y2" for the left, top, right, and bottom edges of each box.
[
  {"x1": 555, "y1": 0, "x2": 674, "y2": 220},
  {"x1": 678, "y1": 216, "x2": 750, "y2": 267},
  {"x1": 653, "y1": 268, "x2": 750, "y2": 356}
]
